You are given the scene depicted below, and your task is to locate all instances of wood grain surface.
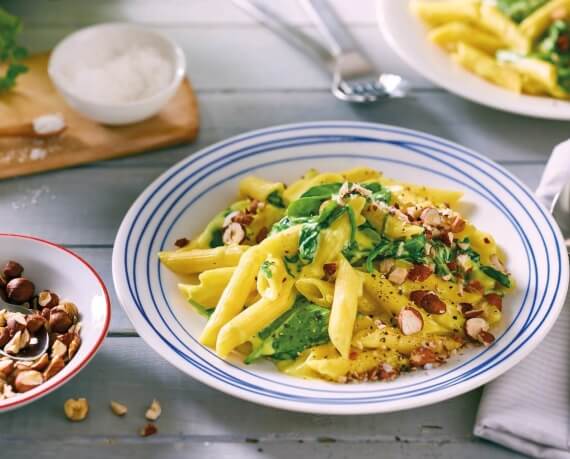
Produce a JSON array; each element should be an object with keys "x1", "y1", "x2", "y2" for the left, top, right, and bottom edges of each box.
[{"x1": 0, "y1": 0, "x2": 556, "y2": 457}]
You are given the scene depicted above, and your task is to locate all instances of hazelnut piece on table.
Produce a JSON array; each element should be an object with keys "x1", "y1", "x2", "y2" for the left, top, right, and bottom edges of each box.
[
  {"x1": 14, "y1": 370, "x2": 43, "y2": 393},
  {"x1": 64, "y1": 398, "x2": 89, "y2": 422},
  {"x1": 110, "y1": 400, "x2": 128, "y2": 416},
  {"x1": 139, "y1": 423, "x2": 158, "y2": 437},
  {"x1": 145, "y1": 399, "x2": 162, "y2": 421},
  {"x1": 6, "y1": 278, "x2": 35, "y2": 304}
]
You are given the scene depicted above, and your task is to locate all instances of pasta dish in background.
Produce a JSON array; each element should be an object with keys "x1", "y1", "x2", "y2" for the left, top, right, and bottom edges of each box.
[
  {"x1": 159, "y1": 167, "x2": 513, "y2": 383},
  {"x1": 412, "y1": 0, "x2": 570, "y2": 99}
]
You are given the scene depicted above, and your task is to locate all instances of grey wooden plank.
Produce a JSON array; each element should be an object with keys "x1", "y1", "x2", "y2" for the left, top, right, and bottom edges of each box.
[
  {"x1": 0, "y1": 161, "x2": 545, "y2": 247},
  {"x1": 5, "y1": 0, "x2": 378, "y2": 26},
  {"x1": 15, "y1": 25, "x2": 430, "y2": 89},
  {"x1": 0, "y1": 336, "x2": 483, "y2": 441},
  {"x1": 107, "y1": 92, "x2": 564, "y2": 168},
  {"x1": 7, "y1": 439, "x2": 526, "y2": 459}
]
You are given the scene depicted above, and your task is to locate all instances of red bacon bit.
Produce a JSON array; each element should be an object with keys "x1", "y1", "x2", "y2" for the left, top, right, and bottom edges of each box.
[
  {"x1": 407, "y1": 264, "x2": 433, "y2": 282},
  {"x1": 484, "y1": 293, "x2": 503, "y2": 311},
  {"x1": 323, "y1": 262, "x2": 337, "y2": 277},
  {"x1": 255, "y1": 227, "x2": 268, "y2": 243},
  {"x1": 174, "y1": 238, "x2": 190, "y2": 248}
]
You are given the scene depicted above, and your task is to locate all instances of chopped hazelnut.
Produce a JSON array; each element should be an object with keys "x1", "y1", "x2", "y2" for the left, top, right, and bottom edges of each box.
[
  {"x1": 14, "y1": 370, "x2": 43, "y2": 392},
  {"x1": 145, "y1": 399, "x2": 162, "y2": 421},
  {"x1": 110, "y1": 400, "x2": 128, "y2": 416},
  {"x1": 139, "y1": 423, "x2": 158, "y2": 437},
  {"x1": 64, "y1": 398, "x2": 89, "y2": 421}
]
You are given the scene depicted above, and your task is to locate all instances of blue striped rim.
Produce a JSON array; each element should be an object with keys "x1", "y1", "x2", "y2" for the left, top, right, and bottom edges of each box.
[
  {"x1": 119, "y1": 123, "x2": 561, "y2": 405},
  {"x1": 126, "y1": 127, "x2": 548, "y2": 400}
]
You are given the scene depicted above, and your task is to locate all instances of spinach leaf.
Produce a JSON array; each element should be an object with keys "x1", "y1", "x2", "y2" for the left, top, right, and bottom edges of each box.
[
  {"x1": 480, "y1": 266, "x2": 511, "y2": 288},
  {"x1": 209, "y1": 228, "x2": 224, "y2": 248},
  {"x1": 496, "y1": 0, "x2": 548, "y2": 22},
  {"x1": 298, "y1": 202, "x2": 346, "y2": 264},
  {"x1": 287, "y1": 197, "x2": 322, "y2": 218},
  {"x1": 300, "y1": 183, "x2": 342, "y2": 199},
  {"x1": 189, "y1": 300, "x2": 215, "y2": 318},
  {"x1": 245, "y1": 297, "x2": 330, "y2": 363},
  {"x1": 364, "y1": 234, "x2": 427, "y2": 272},
  {"x1": 267, "y1": 190, "x2": 286, "y2": 208},
  {"x1": 430, "y1": 240, "x2": 453, "y2": 277},
  {"x1": 298, "y1": 222, "x2": 321, "y2": 263},
  {"x1": 363, "y1": 182, "x2": 392, "y2": 203},
  {"x1": 456, "y1": 238, "x2": 480, "y2": 263}
]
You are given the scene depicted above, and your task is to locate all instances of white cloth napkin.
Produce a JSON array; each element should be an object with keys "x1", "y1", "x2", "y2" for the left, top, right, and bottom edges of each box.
[{"x1": 474, "y1": 140, "x2": 570, "y2": 459}]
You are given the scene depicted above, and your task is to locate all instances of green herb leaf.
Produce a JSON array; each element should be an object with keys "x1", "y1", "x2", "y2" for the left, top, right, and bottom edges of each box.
[
  {"x1": 209, "y1": 228, "x2": 224, "y2": 248},
  {"x1": 286, "y1": 197, "x2": 323, "y2": 218},
  {"x1": 363, "y1": 182, "x2": 392, "y2": 203},
  {"x1": 267, "y1": 190, "x2": 286, "y2": 208},
  {"x1": 245, "y1": 297, "x2": 330, "y2": 363},
  {"x1": 300, "y1": 183, "x2": 342, "y2": 199},
  {"x1": 496, "y1": 0, "x2": 548, "y2": 22},
  {"x1": 0, "y1": 8, "x2": 28, "y2": 92},
  {"x1": 260, "y1": 260, "x2": 274, "y2": 279},
  {"x1": 480, "y1": 265, "x2": 511, "y2": 288}
]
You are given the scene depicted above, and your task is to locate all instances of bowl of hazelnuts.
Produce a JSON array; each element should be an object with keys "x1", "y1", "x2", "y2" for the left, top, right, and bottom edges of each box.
[{"x1": 0, "y1": 233, "x2": 110, "y2": 412}]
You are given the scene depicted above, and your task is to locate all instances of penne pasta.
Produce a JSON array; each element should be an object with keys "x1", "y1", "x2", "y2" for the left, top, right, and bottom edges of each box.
[
  {"x1": 328, "y1": 256, "x2": 363, "y2": 359},
  {"x1": 158, "y1": 245, "x2": 249, "y2": 274},
  {"x1": 216, "y1": 280, "x2": 295, "y2": 358},
  {"x1": 161, "y1": 168, "x2": 512, "y2": 384},
  {"x1": 520, "y1": 0, "x2": 570, "y2": 41}
]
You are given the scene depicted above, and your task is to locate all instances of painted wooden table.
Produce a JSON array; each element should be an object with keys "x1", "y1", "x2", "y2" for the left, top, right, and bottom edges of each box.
[{"x1": 2, "y1": 1, "x2": 563, "y2": 457}]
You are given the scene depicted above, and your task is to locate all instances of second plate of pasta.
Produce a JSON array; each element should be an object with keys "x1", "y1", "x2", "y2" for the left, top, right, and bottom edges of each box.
[
  {"x1": 377, "y1": 0, "x2": 570, "y2": 119},
  {"x1": 112, "y1": 122, "x2": 567, "y2": 414}
]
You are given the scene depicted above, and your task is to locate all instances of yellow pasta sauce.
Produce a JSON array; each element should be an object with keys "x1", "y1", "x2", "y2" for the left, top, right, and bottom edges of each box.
[{"x1": 159, "y1": 167, "x2": 513, "y2": 384}]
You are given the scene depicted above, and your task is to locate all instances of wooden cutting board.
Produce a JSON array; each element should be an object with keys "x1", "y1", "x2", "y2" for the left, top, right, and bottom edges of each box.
[{"x1": 0, "y1": 53, "x2": 199, "y2": 180}]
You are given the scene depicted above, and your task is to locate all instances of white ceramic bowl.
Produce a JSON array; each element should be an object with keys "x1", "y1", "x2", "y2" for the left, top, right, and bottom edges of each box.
[
  {"x1": 0, "y1": 234, "x2": 110, "y2": 412},
  {"x1": 48, "y1": 23, "x2": 186, "y2": 125},
  {"x1": 112, "y1": 122, "x2": 568, "y2": 415},
  {"x1": 376, "y1": 0, "x2": 570, "y2": 120}
]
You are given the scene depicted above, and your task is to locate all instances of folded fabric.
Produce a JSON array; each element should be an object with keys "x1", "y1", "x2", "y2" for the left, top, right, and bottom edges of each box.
[{"x1": 474, "y1": 139, "x2": 570, "y2": 458}]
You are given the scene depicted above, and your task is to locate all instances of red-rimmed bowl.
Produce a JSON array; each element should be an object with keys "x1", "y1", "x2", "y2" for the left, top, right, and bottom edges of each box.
[{"x1": 0, "y1": 234, "x2": 110, "y2": 412}]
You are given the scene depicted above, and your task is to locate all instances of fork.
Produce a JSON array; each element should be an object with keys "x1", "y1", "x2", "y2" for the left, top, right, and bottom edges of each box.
[
  {"x1": 301, "y1": 0, "x2": 407, "y2": 102},
  {"x1": 232, "y1": 0, "x2": 407, "y2": 103}
]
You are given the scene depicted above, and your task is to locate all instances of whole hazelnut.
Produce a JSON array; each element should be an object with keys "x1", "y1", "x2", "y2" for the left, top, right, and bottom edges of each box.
[
  {"x1": 14, "y1": 370, "x2": 43, "y2": 393},
  {"x1": 49, "y1": 310, "x2": 73, "y2": 333},
  {"x1": 2, "y1": 261, "x2": 23, "y2": 280},
  {"x1": 64, "y1": 398, "x2": 89, "y2": 422},
  {"x1": 38, "y1": 291, "x2": 59, "y2": 309},
  {"x1": 6, "y1": 278, "x2": 35, "y2": 304},
  {"x1": 26, "y1": 314, "x2": 47, "y2": 334}
]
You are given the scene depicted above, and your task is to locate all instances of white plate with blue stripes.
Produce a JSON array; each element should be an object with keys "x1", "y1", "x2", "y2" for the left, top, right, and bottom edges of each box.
[{"x1": 112, "y1": 122, "x2": 568, "y2": 414}]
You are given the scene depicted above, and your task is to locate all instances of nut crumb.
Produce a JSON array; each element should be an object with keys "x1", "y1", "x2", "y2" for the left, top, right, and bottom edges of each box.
[
  {"x1": 139, "y1": 423, "x2": 158, "y2": 437},
  {"x1": 110, "y1": 400, "x2": 128, "y2": 416},
  {"x1": 145, "y1": 399, "x2": 161, "y2": 421}
]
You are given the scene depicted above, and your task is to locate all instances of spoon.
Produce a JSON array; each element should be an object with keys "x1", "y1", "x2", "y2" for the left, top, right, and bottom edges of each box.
[
  {"x1": 550, "y1": 182, "x2": 570, "y2": 254},
  {"x1": 0, "y1": 302, "x2": 49, "y2": 361}
]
